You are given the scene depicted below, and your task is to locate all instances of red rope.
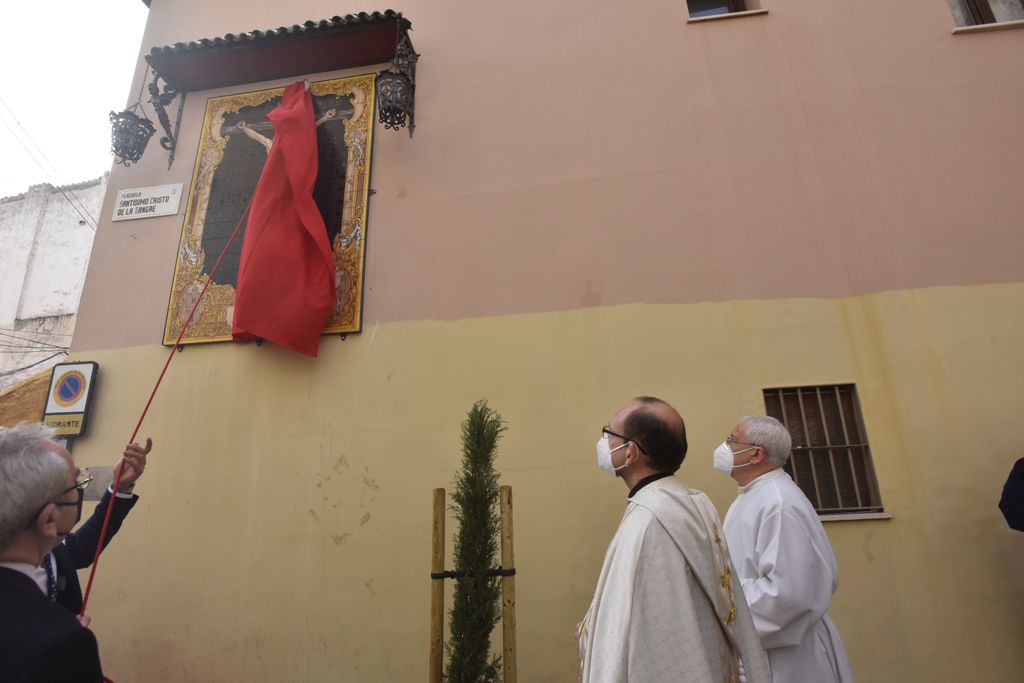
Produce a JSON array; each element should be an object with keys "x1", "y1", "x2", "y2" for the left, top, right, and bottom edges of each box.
[{"x1": 79, "y1": 198, "x2": 254, "y2": 619}]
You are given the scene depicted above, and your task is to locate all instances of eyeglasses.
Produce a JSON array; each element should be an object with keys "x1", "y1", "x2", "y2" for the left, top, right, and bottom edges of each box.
[
  {"x1": 54, "y1": 469, "x2": 93, "y2": 519},
  {"x1": 601, "y1": 426, "x2": 648, "y2": 454},
  {"x1": 726, "y1": 434, "x2": 759, "y2": 449},
  {"x1": 73, "y1": 468, "x2": 94, "y2": 490}
]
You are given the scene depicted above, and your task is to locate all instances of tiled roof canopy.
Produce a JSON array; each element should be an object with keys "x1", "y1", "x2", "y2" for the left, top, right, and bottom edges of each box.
[{"x1": 145, "y1": 11, "x2": 411, "y2": 92}]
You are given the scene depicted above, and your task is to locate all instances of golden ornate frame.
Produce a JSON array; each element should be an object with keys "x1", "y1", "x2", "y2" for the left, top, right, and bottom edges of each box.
[{"x1": 162, "y1": 73, "x2": 376, "y2": 345}]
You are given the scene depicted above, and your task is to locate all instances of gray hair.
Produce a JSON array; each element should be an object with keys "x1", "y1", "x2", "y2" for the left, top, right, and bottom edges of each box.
[
  {"x1": 0, "y1": 423, "x2": 69, "y2": 549},
  {"x1": 741, "y1": 416, "x2": 792, "y2": 467}
]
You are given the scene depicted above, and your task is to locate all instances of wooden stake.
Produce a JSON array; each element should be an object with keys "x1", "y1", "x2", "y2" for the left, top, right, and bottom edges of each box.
[
  {"x1": 499, "y1": 485, "x2": 518, "y2": 683},
  {"x1": 430, "y1": 488, "x2": 445, "y2": 683}
]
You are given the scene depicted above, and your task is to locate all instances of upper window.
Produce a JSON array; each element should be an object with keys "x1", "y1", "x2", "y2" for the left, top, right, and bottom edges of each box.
[
  {"x1": 763, "y1": 384, "x2": 884, "y2": 515},
  {"x1": 947, "y1": 0, "x2": 1024, "y2": 26},
  {"x1": 688, "y1": 0, "x2": 748, "y2": 19}
]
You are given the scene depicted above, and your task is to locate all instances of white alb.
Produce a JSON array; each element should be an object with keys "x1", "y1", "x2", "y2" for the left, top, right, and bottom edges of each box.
[{"x1": 723, "y1": 468, "x2": 855, "y2": 682}]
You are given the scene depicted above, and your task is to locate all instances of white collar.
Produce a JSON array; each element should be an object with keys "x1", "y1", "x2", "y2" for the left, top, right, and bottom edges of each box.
[
  {"x1": 737, "y1": 467, "x2": 787, "y2": 494},
  {"x1": 0, "y1": 561, "x2": 41, "y2": 583}
]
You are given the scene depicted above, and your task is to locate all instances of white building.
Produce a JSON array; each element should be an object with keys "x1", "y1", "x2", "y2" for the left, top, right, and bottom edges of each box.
[{"x1": 0, "y1": 174, "x2": 105, "y2": 392}]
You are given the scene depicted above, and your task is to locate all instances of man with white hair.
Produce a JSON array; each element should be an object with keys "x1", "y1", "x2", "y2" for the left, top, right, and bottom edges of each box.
[
  {"x1": 0, "y1": 422, "x2": 104, "y2": 682},
  {"x1": 715, "y1": 416, "x2": 855, "y2": 682}
]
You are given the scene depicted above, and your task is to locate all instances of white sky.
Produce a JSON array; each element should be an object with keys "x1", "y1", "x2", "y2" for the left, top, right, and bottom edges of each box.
[{"x1": 0, "y1": 2, "x2": 150, "y2": 199}]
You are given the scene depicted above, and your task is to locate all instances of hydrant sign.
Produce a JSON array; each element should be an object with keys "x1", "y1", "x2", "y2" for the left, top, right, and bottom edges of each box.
[
  {"x1": 42, "y1": 361, "x2": 99, "y2": 437},
  {"x1": 111, "y1": 183, "x2": 183, "y2": 221}
]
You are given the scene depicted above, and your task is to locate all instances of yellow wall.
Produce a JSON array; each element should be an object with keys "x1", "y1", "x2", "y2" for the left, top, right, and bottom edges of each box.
[
  {"x1": 0, "y1": 372, "x2": 49, "y2": 427},
  {"x1": 67, "y1": 283, "x2": 1024, "y2": 682}
]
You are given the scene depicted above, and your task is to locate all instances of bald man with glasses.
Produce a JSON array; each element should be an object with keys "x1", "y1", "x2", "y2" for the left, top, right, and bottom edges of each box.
[{"x1": 577, "y1": 397, "x2": 770, "y2": 683}]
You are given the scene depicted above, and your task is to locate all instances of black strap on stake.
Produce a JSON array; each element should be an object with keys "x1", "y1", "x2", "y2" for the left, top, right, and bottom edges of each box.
[{"x1": 431, "y1": 568, "x2": 516, "y2": 580}]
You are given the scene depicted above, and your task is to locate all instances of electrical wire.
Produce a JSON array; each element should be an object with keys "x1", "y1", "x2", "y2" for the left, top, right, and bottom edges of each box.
[
  {"x1": 0, "y1": 95, "x2": 99, "y2": 227},
  {"x1": 0, "y1": 350, "x2": 68, "y2": 355},
  {"x1": 0, "y1": 351, "x2": 66, "y2": 377},
  {"x1": 0, "y1": 97, "x2": 99, "y2": 231},
  {"x1": 0, "y1": 329, "x2": 70, "y2": 346},
  {"x1": 0, "y1": 330, "x2": 69, "y2": 350},
  {"x1": 0, "y1": 337, "x2": 70, "y2": 346},
  {"x1": 0, "y1": 343, "x2": 70, "y2": 352},
  {"x1": 0, "y1": 340, "x2": 70, "y2": 349},
  {"x1": 0, "y1": 327, "x2": 74, "y2": 337}
]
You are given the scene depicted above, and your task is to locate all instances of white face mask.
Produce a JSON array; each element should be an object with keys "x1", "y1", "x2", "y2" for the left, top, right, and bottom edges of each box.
[
  {"x1": 596, "y1": 436, "x2": 629, "y2": 475},
  {"x1": 712, "y1": 442, "x2": 757, "y2": 475}
]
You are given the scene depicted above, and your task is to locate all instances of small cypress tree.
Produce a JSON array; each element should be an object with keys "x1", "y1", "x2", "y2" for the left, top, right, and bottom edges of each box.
[{"x1": 445, "y1": 400, "x2": 505, "y2": 683}]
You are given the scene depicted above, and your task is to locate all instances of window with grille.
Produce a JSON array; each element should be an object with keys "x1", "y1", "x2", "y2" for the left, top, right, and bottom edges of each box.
[
  {"x1": 947, "y1": 0, "x2": 1024, "y2": 27},
  {"x1": 763, "y1": 384, "x2": 884, "y2": 515},
  {"x1": 687, "y1": 0, "x2": 748, "y2": 19}
]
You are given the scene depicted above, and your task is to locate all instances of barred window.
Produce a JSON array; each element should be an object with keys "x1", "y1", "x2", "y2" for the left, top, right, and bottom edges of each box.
[
  {"x1": 947, "y1": 0, "x2": 1024, "y2": 27},
  {"x1": 763, "y1": 384, "x2": 884, "y2": 515},
  {"x1": 687, "y1": 0, "x2": 748, "y2": 19}
]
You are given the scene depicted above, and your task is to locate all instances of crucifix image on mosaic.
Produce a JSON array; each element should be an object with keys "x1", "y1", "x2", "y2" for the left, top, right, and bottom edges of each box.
[{"x1": 163, "y1": 73, "x2": 375, "y2": 345}]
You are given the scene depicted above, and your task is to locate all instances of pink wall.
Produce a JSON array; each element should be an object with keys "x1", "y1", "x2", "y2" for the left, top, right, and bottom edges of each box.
[{"x1": 74, "y1": 0, "x2": 1024, "y2": 351}]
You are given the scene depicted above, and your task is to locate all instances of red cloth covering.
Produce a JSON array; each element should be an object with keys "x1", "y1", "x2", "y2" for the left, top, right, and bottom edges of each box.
[{"x1": 232, "y1": 81, "x2": 335, "y2": 356}]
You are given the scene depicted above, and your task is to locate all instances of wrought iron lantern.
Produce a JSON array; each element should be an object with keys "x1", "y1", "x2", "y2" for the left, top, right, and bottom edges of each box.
[
  {"x1": 376, "y1": 24, "x2": 418, "y2": 136},
  {"x1": 109, "y1": 109, "x2": 156, "y2": 166},
  {"x1": 109, "y1": 68, "x2": 183, "y2": 168},
  {"x1": 378, "y1": 70, "x2": 413, "y2": 132},
  {"x1": 377, "y1": 70, "x2": 413, "y2": 131}
]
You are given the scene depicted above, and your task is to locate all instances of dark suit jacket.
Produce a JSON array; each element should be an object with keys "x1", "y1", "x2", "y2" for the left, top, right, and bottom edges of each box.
[
  {"x1": 52, "y1": 489, "x2": 138, "y2": 614},
  {"x1": 1000, "y1": 457, "x2": 1024, "y2": 532},
  {"x1": 0, "y1": 566, "x2": 103, "y2": 682}
]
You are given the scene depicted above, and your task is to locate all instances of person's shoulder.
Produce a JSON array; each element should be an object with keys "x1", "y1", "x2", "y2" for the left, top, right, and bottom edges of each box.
[
  {"x1": 0, "y1": 567, "x2": 46, "y2": 607},
  {"x1": 673, "y1": 482, "x2": 720, "y2": 518},
  {"x1": 0, "y1": 585, "x2": 82, "y2": 631},
  {"x1": 604, "y1": 504, "x2": 660, "y2": 560},
  {"x1": 682, "y1": 484, "x2": 714, "y2": 505},
  {"x1": 733, "y1": 474, "x2": 802, "y2": 525},
  {"x1": 780, "y1": 474, "x2": 817, "y2": 502},
  {"x1": 640, "y1": 474, "x2": 710, "y2": 502},
  {"x1": 760, "y1": 471, "x2": 807, "y2": 504},
  {"x1": 760, "y1": 476, "x2": 829, "y2": 537},
  {"x1": 44, "y1": 616, "x2": 100, "y2": 651},
  {"x1": 0, "y1": 585, "x2": 92, "y2": 661},
  {"x1": 16, "y1": 619, "x2": 101, "y2": 683},
  {"x1": 623, "y1": 501, "x2": 658, "y2": 528},
  {"x1": 636, "y1": 478, "x2": 721, "y2": 536}
]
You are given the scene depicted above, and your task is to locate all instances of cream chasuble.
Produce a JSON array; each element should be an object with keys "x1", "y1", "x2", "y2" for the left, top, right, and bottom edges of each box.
[
  {"x1": 578, "y1": 476, "x2": 771, "y2": 683},
  {"x1": 723, "y1": 469, "x2": 855, "y2": 683}
]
